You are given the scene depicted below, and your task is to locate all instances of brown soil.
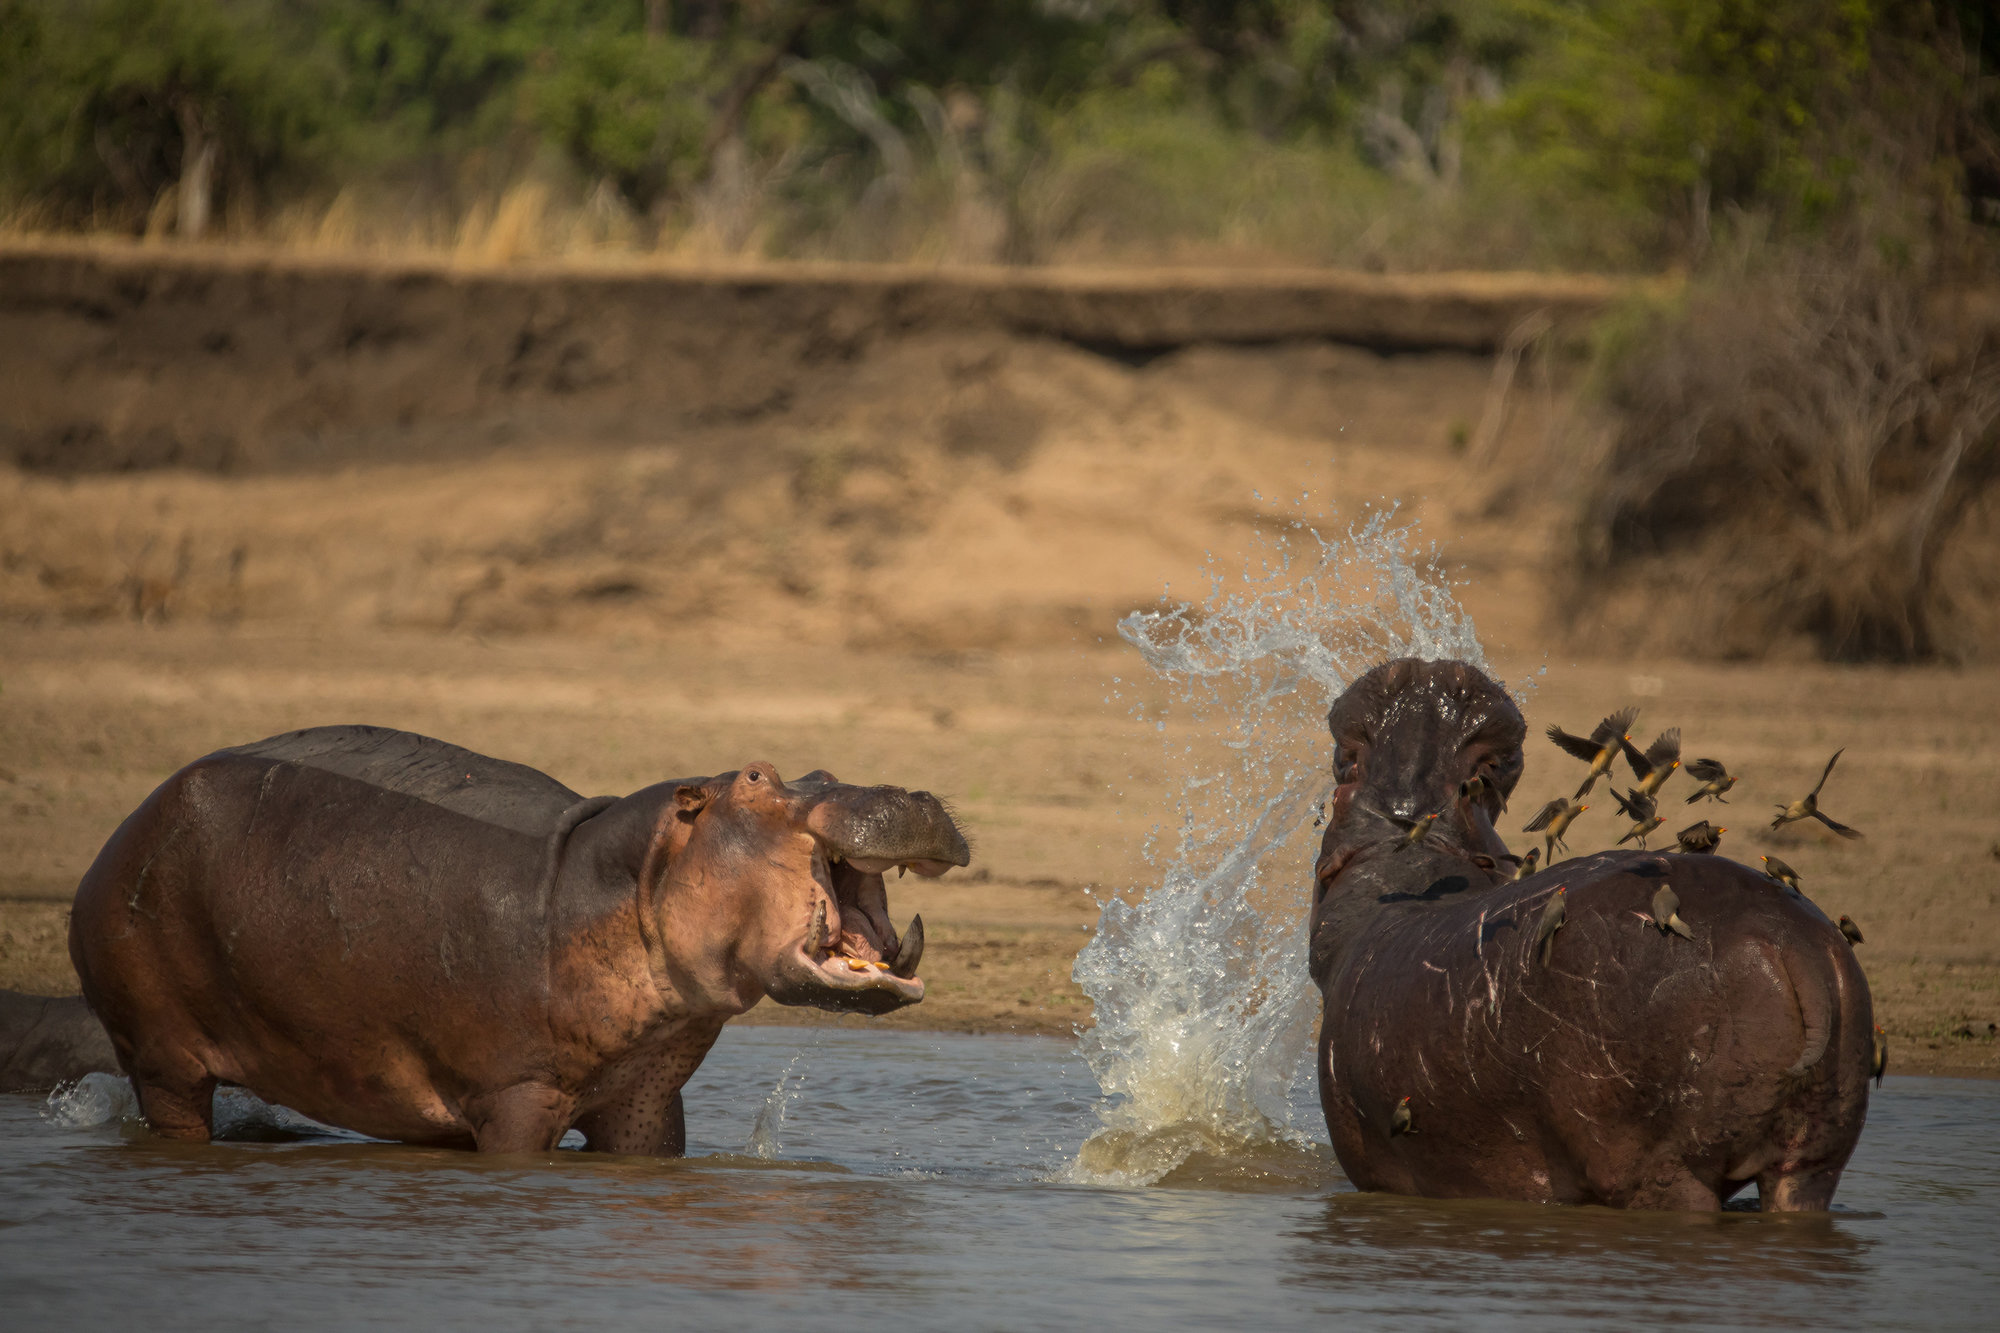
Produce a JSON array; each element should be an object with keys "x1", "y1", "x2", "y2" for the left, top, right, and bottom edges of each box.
[{"x1": 1, "y1": 244, "x2": 1994, "y2": 1078}]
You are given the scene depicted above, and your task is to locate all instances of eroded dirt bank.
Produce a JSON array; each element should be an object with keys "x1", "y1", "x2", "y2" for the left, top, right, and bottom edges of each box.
[{"x1": 2, "y1": 241, "x2": 1605, "y2": 657}]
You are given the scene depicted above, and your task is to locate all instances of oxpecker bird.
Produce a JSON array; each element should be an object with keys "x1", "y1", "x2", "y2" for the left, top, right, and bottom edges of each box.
[
  {"x1": 1377, "y1": 810, "x2": 1441, "y2": 852},
  {"x1": 1509, "y1": 847, "x2": 1541, "y2": 881},
  {"x1": 1760, "y1": 855, "x2": 1801, "y2": 891},
  {"x1": 1523, "y1": 797, "x2": 1587, "y2": 862},
  {"x1": 1535, "y1": 886, "x2": 1568, "y2": 967},
  {"x1": 1872, "y1": 1026, "x2": 1888, "y2": 1086},
  {"x1": 1675, "y1": 820, "x2": 1725, "y2": 854},
  {"x1": 1839, "y1": 915, "x2": 1865, "y2": 946},
  {"x1": 1648, "y1": 884, "x2": 1694, "y2": 939},
  {"x1": 1683, "y1": 757, "x2": 1738, "y2": 804},
  {"x1": 1613, "y1": 788, "x2": 1664, "y2": 848},
  {"x1": 1621, "y1": 729, "x2": 1682, "y2": 798},
  {"x1": 1771, "y1": 749, "x2": 1864, "y2": 838},
  {"x1": 1390, "y1": 1096, "x2": 1415, "y2": 1137},
  {"x1": 1547, "y1": 707, "x2": 1640, "y2": 798}
]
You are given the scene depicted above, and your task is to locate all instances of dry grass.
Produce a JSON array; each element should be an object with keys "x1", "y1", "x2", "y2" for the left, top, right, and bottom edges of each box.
[{"x1": 1570, "y1": 244, "x2": 2000, "y2": 662}]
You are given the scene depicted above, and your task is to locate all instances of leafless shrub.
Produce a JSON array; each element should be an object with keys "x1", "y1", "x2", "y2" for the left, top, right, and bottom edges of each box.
[{"x1": 1574, "y1": 246, "x2": 2000, "y2": 661}]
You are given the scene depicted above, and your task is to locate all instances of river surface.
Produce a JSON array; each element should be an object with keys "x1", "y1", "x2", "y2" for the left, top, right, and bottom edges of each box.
[{"x1": 2, "y1": 1026, "x2": 1994, "y2": 1330}]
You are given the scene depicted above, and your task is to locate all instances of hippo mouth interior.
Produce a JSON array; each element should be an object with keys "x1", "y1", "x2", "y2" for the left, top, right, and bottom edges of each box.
[{"x1": 780, "y1": 855, "x2": 933, "y2": 1015}]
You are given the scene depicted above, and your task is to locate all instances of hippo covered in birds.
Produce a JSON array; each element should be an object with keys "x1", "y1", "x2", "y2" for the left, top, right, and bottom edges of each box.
[
  {"x1": 1309, "y1": 659, "x2": 1872, "y2": 1211},
  {"x1": 68, "y1": 726, "x2": 967, "y2": 1154}
]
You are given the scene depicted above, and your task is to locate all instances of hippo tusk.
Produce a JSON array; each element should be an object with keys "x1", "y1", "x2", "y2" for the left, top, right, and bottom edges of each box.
[
  {"x1": 889, "y1": 915, "x2": 925, "y2": 979},
  {"x1": 805, "y1": 900, "x2": 828, "y2": 958}
]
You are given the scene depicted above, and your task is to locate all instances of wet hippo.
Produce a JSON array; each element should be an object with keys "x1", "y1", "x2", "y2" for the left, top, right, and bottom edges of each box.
[
  {"x1": 1309, "y1": 659, "x2": 1872, "y2": 1211},
  {"x1": 0, "y1": 990, "x2": 117, "y2": 1092},
  {"x1": 69, "y1": 726, "x2": 966, "y2": 1153}
]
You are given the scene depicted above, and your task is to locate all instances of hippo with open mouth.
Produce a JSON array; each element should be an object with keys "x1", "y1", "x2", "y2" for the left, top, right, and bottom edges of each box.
[
  {"x1": 1310, "y1": 659, "x2": 1872, "y2": 1211},
  {"x1": 67, "y1": 726, "x2": 966, "y2": 1154}
]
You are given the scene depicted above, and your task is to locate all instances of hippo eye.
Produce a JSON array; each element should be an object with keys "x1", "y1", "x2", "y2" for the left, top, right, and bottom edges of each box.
[
  {"x1": 1333, "y1": 740, "x2": 1365, "y2": 783},
  {"x1": 747, "y1": 771, "x2": 762, "y2": 783}
]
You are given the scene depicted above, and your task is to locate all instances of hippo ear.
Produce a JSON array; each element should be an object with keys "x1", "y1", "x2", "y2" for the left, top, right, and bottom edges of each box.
[{"x1": 673, "y1": 785, "x2": 710, "y2": 823}]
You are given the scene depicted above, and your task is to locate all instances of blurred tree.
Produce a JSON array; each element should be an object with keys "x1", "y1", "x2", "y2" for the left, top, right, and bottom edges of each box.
[{"x1": 0, "y1": 0, "x2": 341, "y2": 234}]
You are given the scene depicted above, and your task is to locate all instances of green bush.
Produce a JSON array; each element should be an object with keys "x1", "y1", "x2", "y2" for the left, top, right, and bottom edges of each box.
[{"x1": 0, "y1": 1, "x2": 1991, "y2": 266}]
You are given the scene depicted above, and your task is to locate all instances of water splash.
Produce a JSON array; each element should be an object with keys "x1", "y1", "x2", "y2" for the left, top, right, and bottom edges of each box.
[
  {"x1": 43, "y1": 1072, "x2": 344, "y2": 1140},
  {"x1": 1068, "y1": 506, "x2": 1486, "y2": 1185},
  {"x1": 42, "y1": 1073, "x2": 139, "y2": 1128},
  {"x1": 745, "y1": 1053, "x2": 808, "y2": 1159}
]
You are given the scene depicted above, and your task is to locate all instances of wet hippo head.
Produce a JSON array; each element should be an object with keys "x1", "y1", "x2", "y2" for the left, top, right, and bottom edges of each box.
[
  {"x1": 661, "y1": 763, "x2": 969, "y2": 1016},
  {"x1": 1321, "y1": 658, "x2": 1525, "y2": 878}
]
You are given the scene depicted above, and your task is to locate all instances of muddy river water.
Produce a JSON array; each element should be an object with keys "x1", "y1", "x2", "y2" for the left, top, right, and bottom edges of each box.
[{"x1": 2, "y1": 1027, "x2": 1995, "y2": 1330}]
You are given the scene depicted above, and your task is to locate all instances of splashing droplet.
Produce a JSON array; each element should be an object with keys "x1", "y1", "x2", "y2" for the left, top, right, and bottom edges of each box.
[
  {"x1": 1067, "y1": 507, "x2": 1486, "y2": 1185},
  {"x1": 746, "y1": 1053, "x2": 807, "y2": 1159}
]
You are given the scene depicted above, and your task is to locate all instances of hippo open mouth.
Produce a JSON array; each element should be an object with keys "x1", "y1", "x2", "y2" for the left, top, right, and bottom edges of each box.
[
  {"x1": 779, "y1": 856, "x2": 932, "y2": 1015},
  {"x1": 769, "y1": 782, "x2": 968, "y2": 1016}
]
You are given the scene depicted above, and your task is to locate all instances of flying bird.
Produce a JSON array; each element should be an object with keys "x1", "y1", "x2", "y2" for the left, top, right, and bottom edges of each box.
[
  {"x1": 1535, "y1": 886, "x2": 1568, "y2": 967},
  {"x1": 1621, "y1": 729, "x2": 1682, "y2": 798},
  {"x1": 1839, "y1": 915, "x2": 1865, "y2": 946},
  {"x1": 1612, "y1": 788, "x2": 1664, "y2": 848},
  {"x1": 1683, "y1": 758, "x2": 1737, "y2": 804},
  {"x1": 1523, "y1": 797, "x2": 1587, "y2": 862},
  {"x1": 1376, "y1": 810, "x2": 1441, "y2": 852},
  {"x1": 1547, "y1": 707, "x2": 1640, "y2": 798},
  {"x1": 1674, "y1": 820, "x2": 1725, "y2": 855},
  {"x1": 1771, "y1": 749, "x2": 1864, "y2": 839},
  {"x1": 1760, "y1": 855, "x2": 1801, "y2": 891},
  {"x1": 1872, "y1": 1026, "x2": 1888, "y2": 1086},
  {"x1": 1648, "y1": 884, "x2": 1694, "y2": 939},
  {"x1": 1390, "y1": 1096, "x2": 1415, "y2": 1137}
]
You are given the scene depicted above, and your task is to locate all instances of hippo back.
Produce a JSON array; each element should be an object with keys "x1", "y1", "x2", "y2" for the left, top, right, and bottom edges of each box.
[{"x1": 222, "y1": 726, "x2": 584, "y2": 838}]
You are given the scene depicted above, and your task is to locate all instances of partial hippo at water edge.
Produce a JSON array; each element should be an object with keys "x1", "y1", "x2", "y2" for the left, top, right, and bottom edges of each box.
[
  {"x1": 68, "y1": 726, "x2": 967, "y2": 1153},
  {"x1": 0, "y1": 990, "x2": 118, "y2": 1092},
  {"x1": 1309, "y1": 659, "x2": 1872, "y2": 1211}
]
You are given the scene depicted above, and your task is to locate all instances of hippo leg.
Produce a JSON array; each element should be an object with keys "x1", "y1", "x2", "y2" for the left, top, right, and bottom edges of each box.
[
  {"x1": 467, "y1": 1082, "x2": 575, "y2": 1153},
  {"x1": 574, "y1": 1089, "x2": 686, "y2": 1157},
  {"x1": 1757, "y1": 1165, "x2": 1844, "y2": 1212},
  {"x1": 1623, "y1": 1173, "x2": 1723, "y2": 1212},
  {"x1": 131, "y1": 1069, "x2": 217, "y2": 1143}
]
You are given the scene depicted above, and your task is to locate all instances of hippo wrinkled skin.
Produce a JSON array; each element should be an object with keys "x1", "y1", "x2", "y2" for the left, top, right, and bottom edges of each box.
[
  {"x1": 1309, "y1": 659, "x2": 1872, "y2": 1211},
  {"x1": 69, "y1": 726, "x2": 967, "y2": 1153}
]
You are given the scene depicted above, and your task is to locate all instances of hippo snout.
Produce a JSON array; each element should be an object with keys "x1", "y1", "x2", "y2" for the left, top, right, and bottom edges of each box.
[{"x1": 807, "y1": 786, "x2": 970, "y2": 876}]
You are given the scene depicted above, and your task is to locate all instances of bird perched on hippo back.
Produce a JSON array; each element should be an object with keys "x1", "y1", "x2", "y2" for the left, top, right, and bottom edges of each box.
[
  {"x1": 1761, "y1": 855, "x2": 1802, "y2": 892},
  {"x1": 1534, "y1": 886, "x2": 1568, "y2": 967},
  {"x1": 1647, "y1": 884, "x2": 1695, "y2": 940},
  {"x1": 1675, "y1": 820, "x2": 1725, "y2": 855},
  {"x1": 1310, "y1": 658, "x2": 1874, "y2": 1212}
]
